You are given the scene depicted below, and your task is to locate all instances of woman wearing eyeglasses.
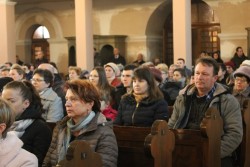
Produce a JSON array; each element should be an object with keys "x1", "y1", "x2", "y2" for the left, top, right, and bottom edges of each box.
[
  {"x1": 1, "y1": 81, "x2": 52, "y2": 166},
  {"x1": 31, "y1": 69, "x2": 64, "y2": 126},
  {"x1": 43, "y1": 79, "x2": 118, "y2": 167},
  {"x1": 232, "y1": 66, "x2": 250, "y2": 109}
]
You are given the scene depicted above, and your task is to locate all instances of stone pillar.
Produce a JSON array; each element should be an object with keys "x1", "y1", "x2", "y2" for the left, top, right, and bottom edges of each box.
[
  {"x1": 75, "y1": 0, "x2": 93, "y2": 70},
  {"x1": 47, "y1": 38, "x2": 68, "y2": 74},
  {"x1": 16, "y1": 39, "x2": 32, "y2": 63},
  {"x1": 0, "y1": 0, "x2": 16, "y2": 63},
  {"x1": 173, "y1": 0, "x2": 192, "y2": 68},
  {"x1": 245, "y1": 27, "x2": 250, "y2": 58}
]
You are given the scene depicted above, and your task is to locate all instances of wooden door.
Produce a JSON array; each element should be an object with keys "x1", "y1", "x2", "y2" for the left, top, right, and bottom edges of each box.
[{"x1": 192, "y1": 24, "x2": 221, "y2": 64}]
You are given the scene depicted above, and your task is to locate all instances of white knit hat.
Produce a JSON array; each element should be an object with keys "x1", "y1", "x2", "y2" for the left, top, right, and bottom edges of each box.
[
  {"x1": 241, "y1": 60, "x2": 250, "y2": 67},
  {"x1": 104, "y1": 62, "x2": 119, "y2": 76}
]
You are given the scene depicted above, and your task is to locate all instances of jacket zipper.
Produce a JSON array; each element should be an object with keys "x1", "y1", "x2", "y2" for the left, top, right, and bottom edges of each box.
[{"x1": 132, "y1": 102, "x2": 139, "y2": 125}]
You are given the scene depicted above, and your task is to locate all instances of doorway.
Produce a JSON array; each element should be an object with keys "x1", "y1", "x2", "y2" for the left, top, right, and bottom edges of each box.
[{"x1": 31, "y1": 25, "x2": 50, "y2": 64}]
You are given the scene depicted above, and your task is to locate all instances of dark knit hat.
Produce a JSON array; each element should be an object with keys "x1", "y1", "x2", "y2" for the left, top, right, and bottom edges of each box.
[
  {"x1": 233, "y1": 66, "x2": 250, "y2": 82},
  {"x1": 224, "y1": 61, "x2": 235, "y2": 69},
  {"x1": 0, "y1": 77, "x2": 13, "y2": 92},
  {"x1": 150, "y1": 68, "x2": 163, "y2": 83}
]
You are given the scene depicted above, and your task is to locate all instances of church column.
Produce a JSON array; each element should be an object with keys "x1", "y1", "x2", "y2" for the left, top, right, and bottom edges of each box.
[
  {"x1": 0, "y1": 0, "x2": 16, "y2": 63},
  {"x1": 173, "y1": 0, "x2": 192, "y2": 68},
  {"x1": 47, "y1": 38, "x2": 68, "y2": 74},
  {"x1": 74, "y1": 0, "x2": 93, "y2": 70},
  {"x1": 245, "y1": 27, "x2": 250, "y2": 58}
]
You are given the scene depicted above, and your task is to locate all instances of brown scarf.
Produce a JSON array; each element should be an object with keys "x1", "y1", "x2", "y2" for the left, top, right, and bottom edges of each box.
[{"x1": 133, "y1": 93, "x2": 148, "y2": 103}]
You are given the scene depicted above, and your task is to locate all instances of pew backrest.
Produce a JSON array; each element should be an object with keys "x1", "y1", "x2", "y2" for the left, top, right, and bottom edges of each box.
[
  {"x1": 144, "y1": 120, "x2": 175, "y2": 167},
  {"x1": 57, "y1": 140, "x2": 102, "y2": 167},
  {"x1": 145, "y1": 107, "x2": 222, "y2": 167},
  {"x1": 113, "y1": 125, "x2": 153, "y2": 167}
]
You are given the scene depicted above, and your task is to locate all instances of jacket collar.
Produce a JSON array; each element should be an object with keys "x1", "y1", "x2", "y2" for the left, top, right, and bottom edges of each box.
[
  {"x1": 185, "y1": 83, "x2": 228, "y2": 98},
  {"x1": 58, "y1": 112, "x2": 110, "y2": 133}
]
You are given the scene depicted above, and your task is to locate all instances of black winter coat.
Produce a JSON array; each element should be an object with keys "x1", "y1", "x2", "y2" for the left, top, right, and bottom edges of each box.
[
  {"x1": 114, "y1": 94, "x2": 168, "y2": 127},
  {"x1": 17, "y1": 105, "x2": 52, "y2": 167}
]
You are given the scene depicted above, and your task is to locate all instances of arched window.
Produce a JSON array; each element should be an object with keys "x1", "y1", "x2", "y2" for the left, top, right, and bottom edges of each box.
[{"x1": 33, "y1": 26, "x2": 50, "y2": 39}]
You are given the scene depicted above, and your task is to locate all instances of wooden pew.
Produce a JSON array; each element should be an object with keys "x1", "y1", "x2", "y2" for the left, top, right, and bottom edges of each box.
[
  {"x1": 56, "y1": 140, "x2": 102, "y2": 167},
  {"x1": 239, "y1": 99, "x2": 250, "y2": 167},
  {"x1": 144, "y1": 120, "x2": 175, "y2": 167},
  {"x1": 145, "y1": 107, "x2": 222, "y2": 167},
  {"x1": 113, "y1": 125, "x2": 152, "y2": 167}
]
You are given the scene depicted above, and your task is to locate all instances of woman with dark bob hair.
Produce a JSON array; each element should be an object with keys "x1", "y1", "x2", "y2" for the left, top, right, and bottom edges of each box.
[
  {"x1": 114, "y1": 67, "x2": 169, "y2": 126},
  {"x1": 31, "y1": 69, "x2": 64, "y2": 125},
  {"x1": 43, "y1": 79, "x2": 118, "y2": 167}
]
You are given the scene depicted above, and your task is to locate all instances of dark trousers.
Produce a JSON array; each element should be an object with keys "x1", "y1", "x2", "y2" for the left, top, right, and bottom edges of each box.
[{"x1": 221, "y1": 156, "x2": 233, "y2": 167}]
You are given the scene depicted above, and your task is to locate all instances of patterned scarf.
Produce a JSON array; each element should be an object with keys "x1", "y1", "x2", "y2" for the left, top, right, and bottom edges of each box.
[
  {"x1": 9, "y1": 119, "x2": 34, "y2": 138},
  {"x1": 58, "y1": 111, "x2": 95, "y2": 161}
]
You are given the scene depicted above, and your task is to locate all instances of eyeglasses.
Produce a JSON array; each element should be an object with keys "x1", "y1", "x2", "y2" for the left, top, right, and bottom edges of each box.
[
  {"x1": 235, "y1": 77, "x2": 247, "y2": 83},
  {"x1": 31, "y1": 78, "x2": 45, "y2": 82}
]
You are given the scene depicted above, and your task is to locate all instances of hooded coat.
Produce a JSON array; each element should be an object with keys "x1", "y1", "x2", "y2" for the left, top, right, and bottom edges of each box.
[{"x1": 0, "y1": 132, "x2": 38, "y2": 167}]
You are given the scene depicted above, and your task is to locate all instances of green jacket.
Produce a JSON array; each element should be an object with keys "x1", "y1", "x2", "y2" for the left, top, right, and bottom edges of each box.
[{"x1": 168, "y1": 83, "x2": 243, "y2": 158}]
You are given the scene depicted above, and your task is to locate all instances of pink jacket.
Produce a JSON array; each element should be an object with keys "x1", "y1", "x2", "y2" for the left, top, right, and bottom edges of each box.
[{"x1": 0, "y1": 132, "x2": 38, "y2": 167}]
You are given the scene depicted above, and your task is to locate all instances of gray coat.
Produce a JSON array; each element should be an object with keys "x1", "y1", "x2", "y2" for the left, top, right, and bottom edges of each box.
[
  {"x1": 43, "y1": 113, "x2": 118, "y2": 167},
  {"x1": 168, "y1": 83, "x2": 243, "y2": 158},
  {"x1": 40, "y1": 87, "x2": 64, "y2": 123},
  {"x1": 0, "y1": 132, "x2": 38, "y2": 167}
]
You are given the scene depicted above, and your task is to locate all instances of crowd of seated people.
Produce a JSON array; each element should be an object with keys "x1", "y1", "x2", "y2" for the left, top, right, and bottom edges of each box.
[{"x1": 0, "y1": 46, "x2": 248, "y2": 166}]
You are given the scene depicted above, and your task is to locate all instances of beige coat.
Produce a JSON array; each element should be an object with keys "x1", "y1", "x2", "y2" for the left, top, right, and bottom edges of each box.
[{"x1": 0, "y1": 132, "x2": 38, "y2": 167}]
